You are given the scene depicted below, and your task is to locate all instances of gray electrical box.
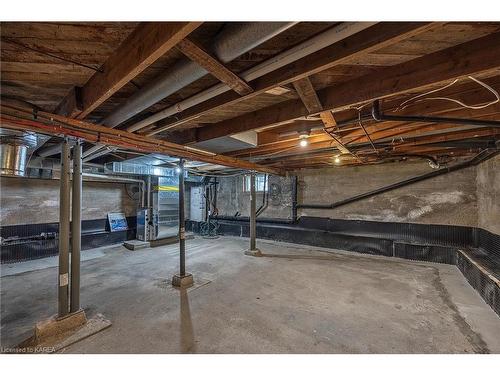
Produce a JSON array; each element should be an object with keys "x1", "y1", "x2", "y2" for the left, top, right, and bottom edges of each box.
[{"x1": 136, "y1": 209, "x2": 149, "y2": 241}]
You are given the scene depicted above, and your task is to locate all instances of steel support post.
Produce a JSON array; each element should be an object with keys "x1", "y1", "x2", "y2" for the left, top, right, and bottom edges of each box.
[
  {"x1": 179, "y1": 158, "x2": 186, "y2": 277},
  {"x1": 58, "y1": 139, "x2": 71, "y2": 317},
  {"x1": 245, "y1": 172, "x2": 262, "y2": 256},
  {"x1": 70, "y1": 141, "x2": 82, "y2": 313},
  {"x1": 172, "y1": 158, "x2": 193, "y2": 287},
  {"x1": 250, "y1": 173, "x2": 256, "y2": 250}
]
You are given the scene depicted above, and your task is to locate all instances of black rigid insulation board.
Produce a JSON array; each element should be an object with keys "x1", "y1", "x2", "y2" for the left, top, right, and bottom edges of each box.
[
  {"x1": 187, "y1": 217, "x2": 500, "y2": 317},
  {"x1": 1, "y1": 217, "x2": 137, "y2": 264},
  {"x1": 188, "y1": 218, "x2": 488, "y2": 264},
  {"x1": 457, "y1": 251, "x2": 500, "y2": 317}
]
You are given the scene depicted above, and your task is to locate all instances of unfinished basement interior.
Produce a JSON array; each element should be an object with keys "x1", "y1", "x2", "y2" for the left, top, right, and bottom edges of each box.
[{"x1": 1, "y1": 20, "x2": 500, "y2": 355}]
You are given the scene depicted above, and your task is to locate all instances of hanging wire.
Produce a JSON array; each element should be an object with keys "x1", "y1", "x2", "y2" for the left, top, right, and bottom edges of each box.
[
  {"x1": 323, "y1": 127, "x2": 364, "y2": 164},
  {"x1": 396, "y1": 76, "x2": 500, "y2": 111},
  {"x1": 357, "y1": 109, "x2": 378, "y2": 154}
]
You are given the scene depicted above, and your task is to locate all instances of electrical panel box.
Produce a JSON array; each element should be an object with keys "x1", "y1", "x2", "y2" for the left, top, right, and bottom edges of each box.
[
  {"x1": 136, "y1": 209, "x2": 149, "y2": 241},
  {"x1": 190, "y1": 186, "x2": 205, "y2": 222}
]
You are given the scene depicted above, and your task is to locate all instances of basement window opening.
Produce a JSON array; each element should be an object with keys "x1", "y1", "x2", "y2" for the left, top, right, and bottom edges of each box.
[{"x1": 243, "y1": 174, "x2": 267, "y2": 192}]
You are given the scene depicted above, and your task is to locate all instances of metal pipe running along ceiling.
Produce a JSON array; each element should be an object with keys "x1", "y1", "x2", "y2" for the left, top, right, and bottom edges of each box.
[
  {"x1": 83, "y1": 22, "x2": 377, "y2": 162},
  {"x1": 76, "y1": 22, "x2": 296, "y2": 159}
]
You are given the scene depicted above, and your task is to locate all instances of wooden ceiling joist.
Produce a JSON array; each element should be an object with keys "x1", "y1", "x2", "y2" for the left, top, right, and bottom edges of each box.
[
  {"x1": 292, "y1": 76, "x2": 350, "y2": 153},
  {"x1": 56, "y1": 22, "x2": 202, "y2": 119},
  {"x1": 292, "y1": 77, "x2": 323, "y2": 113},
  {"x1": 176, "y1": 38, "x2": 253, "y2": 96},
  {"x1": 150, "y1": 22, "x2": 438, "y2": 137},
  {"x1": 190, "y1": 32, "x2": 500, "y2": 143},
  {"x1": 0, "y1": 104, "x2": 282, "y2": 175}
]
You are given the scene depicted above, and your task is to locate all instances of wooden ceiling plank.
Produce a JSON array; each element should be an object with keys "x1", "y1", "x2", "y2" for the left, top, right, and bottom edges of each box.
[
  {"x1": 154, "y1": 22, "x2": 439, "y2": 137},
  {"x1": 176, "y1": 38, "x2": 253, "y2": 96},
  {"x1": 55, "y1": 22, "x2": 202, "y2": 119},
  {"x1": 292, "y1": 76, "x2": 350, "y2": 153},
  {"x1": 192, "y1": 32, "x2": 500, "y2": 143}
]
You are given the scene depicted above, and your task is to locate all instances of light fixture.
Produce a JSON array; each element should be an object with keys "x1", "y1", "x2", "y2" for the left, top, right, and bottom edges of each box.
[
  {"x1": 298, "y1": 131, "x2": 310, "y2": 147},
  {"x1": 175, "y1": 166, "x2": 182, "y2": 174},
  {"x1": 334, "y1": 155, "x2": 341, "y2": 164}
]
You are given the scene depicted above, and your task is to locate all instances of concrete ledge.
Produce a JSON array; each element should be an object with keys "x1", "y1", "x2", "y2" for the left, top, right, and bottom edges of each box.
[
  {"x1": 172, "y1": 273, "x2": 194, "y2": 288},
  {"x1": 123, "y1": 240, "x2": 150, "y2": 251},
  {"x1": 35, "y1": 310, "x2": 87, "y2": 343},
  {"x1": 244, "y1": 249, "x2": 263, "y2": 257},
  {"x1": 18, "y1": 311, "x2": 111, "y2": 353},
  {"x1": 150, "y1": 233, "x2": 195, "y2": 248}
]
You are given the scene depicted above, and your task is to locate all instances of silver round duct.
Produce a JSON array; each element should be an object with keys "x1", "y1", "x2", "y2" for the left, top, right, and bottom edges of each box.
[{"x1": 0, "y1": 129, "x2": 37, "y2": 176}]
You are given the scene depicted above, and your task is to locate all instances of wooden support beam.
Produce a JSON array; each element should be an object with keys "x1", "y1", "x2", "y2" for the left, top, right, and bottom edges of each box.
[
  {"x1": 176, "y1": 38, "x2": 253, "y2": 96},
  {"x1": 292, "y1": 77, "x2": 322, "y2": 113},
  {"x1": 153, "y1": 22, "x2": 439, "y2": 137},
  {"x1": 227, "y1": 109, "x2": 500, "y2": 159},
  {"x1": 0, "y1": 104, "x2": 282, "y2": 175},
  {"x1": 56, "y1": 22, "x2": 202, "y2": 119},
  {"x1": 192, "y1": 32, "x2": 500, "y2": 143},
  {"x1": 54, "y1": 86, "x2": 83, "y2": 118},
  {"x1": 292, "y1": 76, "x2": 350, "y2": 153},
  {"x1": 319, "y1": 111, "x2": 337, "y2": 128}
]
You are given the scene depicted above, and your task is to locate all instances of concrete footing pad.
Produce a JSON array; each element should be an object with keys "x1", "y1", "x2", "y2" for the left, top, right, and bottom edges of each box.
[
  {"x1": 244, "y1": 249, "x2": 263, "y2": 257},
  {"x1": 172, "y1": 273, "x2": 194, "y2": 288},
  {"x1": 123, "y1": 240, "x2": 150, "y2": 251},
  {"x1": 18, "y1": 310, "x2": 111, "y2": 353},
  {"x1": 151, "y1": 233, "x2": 195, "y2": 248}
]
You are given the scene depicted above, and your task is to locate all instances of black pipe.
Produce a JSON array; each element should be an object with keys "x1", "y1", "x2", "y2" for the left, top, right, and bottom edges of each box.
[
  {"x1": 297, "y1": 149, "x2": 499, "y2": 210},
  {"x1": 256, "y1": 174, "x2": 269, "y2": 217},
  {"x1": 372, "y1": 99, "x2": 500, "y2": 128},
  {"x1": 214, "y1": 215, "x2": 295, "y2": 225}
]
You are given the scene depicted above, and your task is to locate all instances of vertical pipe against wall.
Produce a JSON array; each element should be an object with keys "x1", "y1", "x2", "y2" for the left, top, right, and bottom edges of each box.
[
  {"x1": 178, "y1": 158, "x2": 186, "y2": 277},
  {"x1": 249, "y1": 172, "x2": 256, "y2": 251},
  {"x1": 58, "y1": 139, "x2": 71, "y2": 317},
  {"x1": 70, "y1": 141, "x2": 82, "y2": 313}
]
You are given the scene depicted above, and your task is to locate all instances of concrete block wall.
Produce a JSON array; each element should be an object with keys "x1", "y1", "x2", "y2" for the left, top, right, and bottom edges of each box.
[{"x1": 0, "y1": 177, "x2": 139, "y2": 226}]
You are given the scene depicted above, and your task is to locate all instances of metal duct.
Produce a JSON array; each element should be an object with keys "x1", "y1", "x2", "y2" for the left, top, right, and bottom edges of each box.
[
  {"x1": 133, "y1": 22, "x2": 377, "y2": 135},
  {"x1": 77, "y1": 22, "x2": 296, "y2": 159},
  {"x1": 83, "y1": 22, "x2": 377, "y2": 162},
  {"x1": 0, "y1": 129, "x2": 37, "y2": 176}
]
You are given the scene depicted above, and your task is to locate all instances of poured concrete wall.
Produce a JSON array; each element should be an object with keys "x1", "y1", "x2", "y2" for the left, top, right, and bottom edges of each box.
[
  {"x1": 212, "y1": 160, "x2": 479, "y2": 227},
  {"x1": 216, "y1": 174, "x2": 294, "y2": 219},
  {"x1": 476, "y1": 154, "x2": 500, "y2": 234},
  {"x1": 298, "y1": 160, "x2": 478, "y2": 226},
  {"x1": 0, "y1": 177, "x2": 138, "y2": 226}
]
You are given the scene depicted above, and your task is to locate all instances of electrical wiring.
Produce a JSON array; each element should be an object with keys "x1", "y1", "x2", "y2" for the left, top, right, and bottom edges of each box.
[{"x1": 397, "y1": 76, "x2": 500, "y2": 111}]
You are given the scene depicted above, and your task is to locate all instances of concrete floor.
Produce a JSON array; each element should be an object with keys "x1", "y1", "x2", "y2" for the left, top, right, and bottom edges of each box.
[{"x1": 1, "y1": 236, "x2": 500, "y2": 353}]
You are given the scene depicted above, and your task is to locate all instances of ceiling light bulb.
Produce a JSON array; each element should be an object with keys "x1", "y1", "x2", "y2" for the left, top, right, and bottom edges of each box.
[
  {"x1": 299, "y1": 138, "x2": 308, "y2": 147},
  {"x1": 175, "y1": 167, "x2": 181, "y2": 173},
  {"x1": 334, "y1": 156, "x2": 341, "y2": 164}
]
